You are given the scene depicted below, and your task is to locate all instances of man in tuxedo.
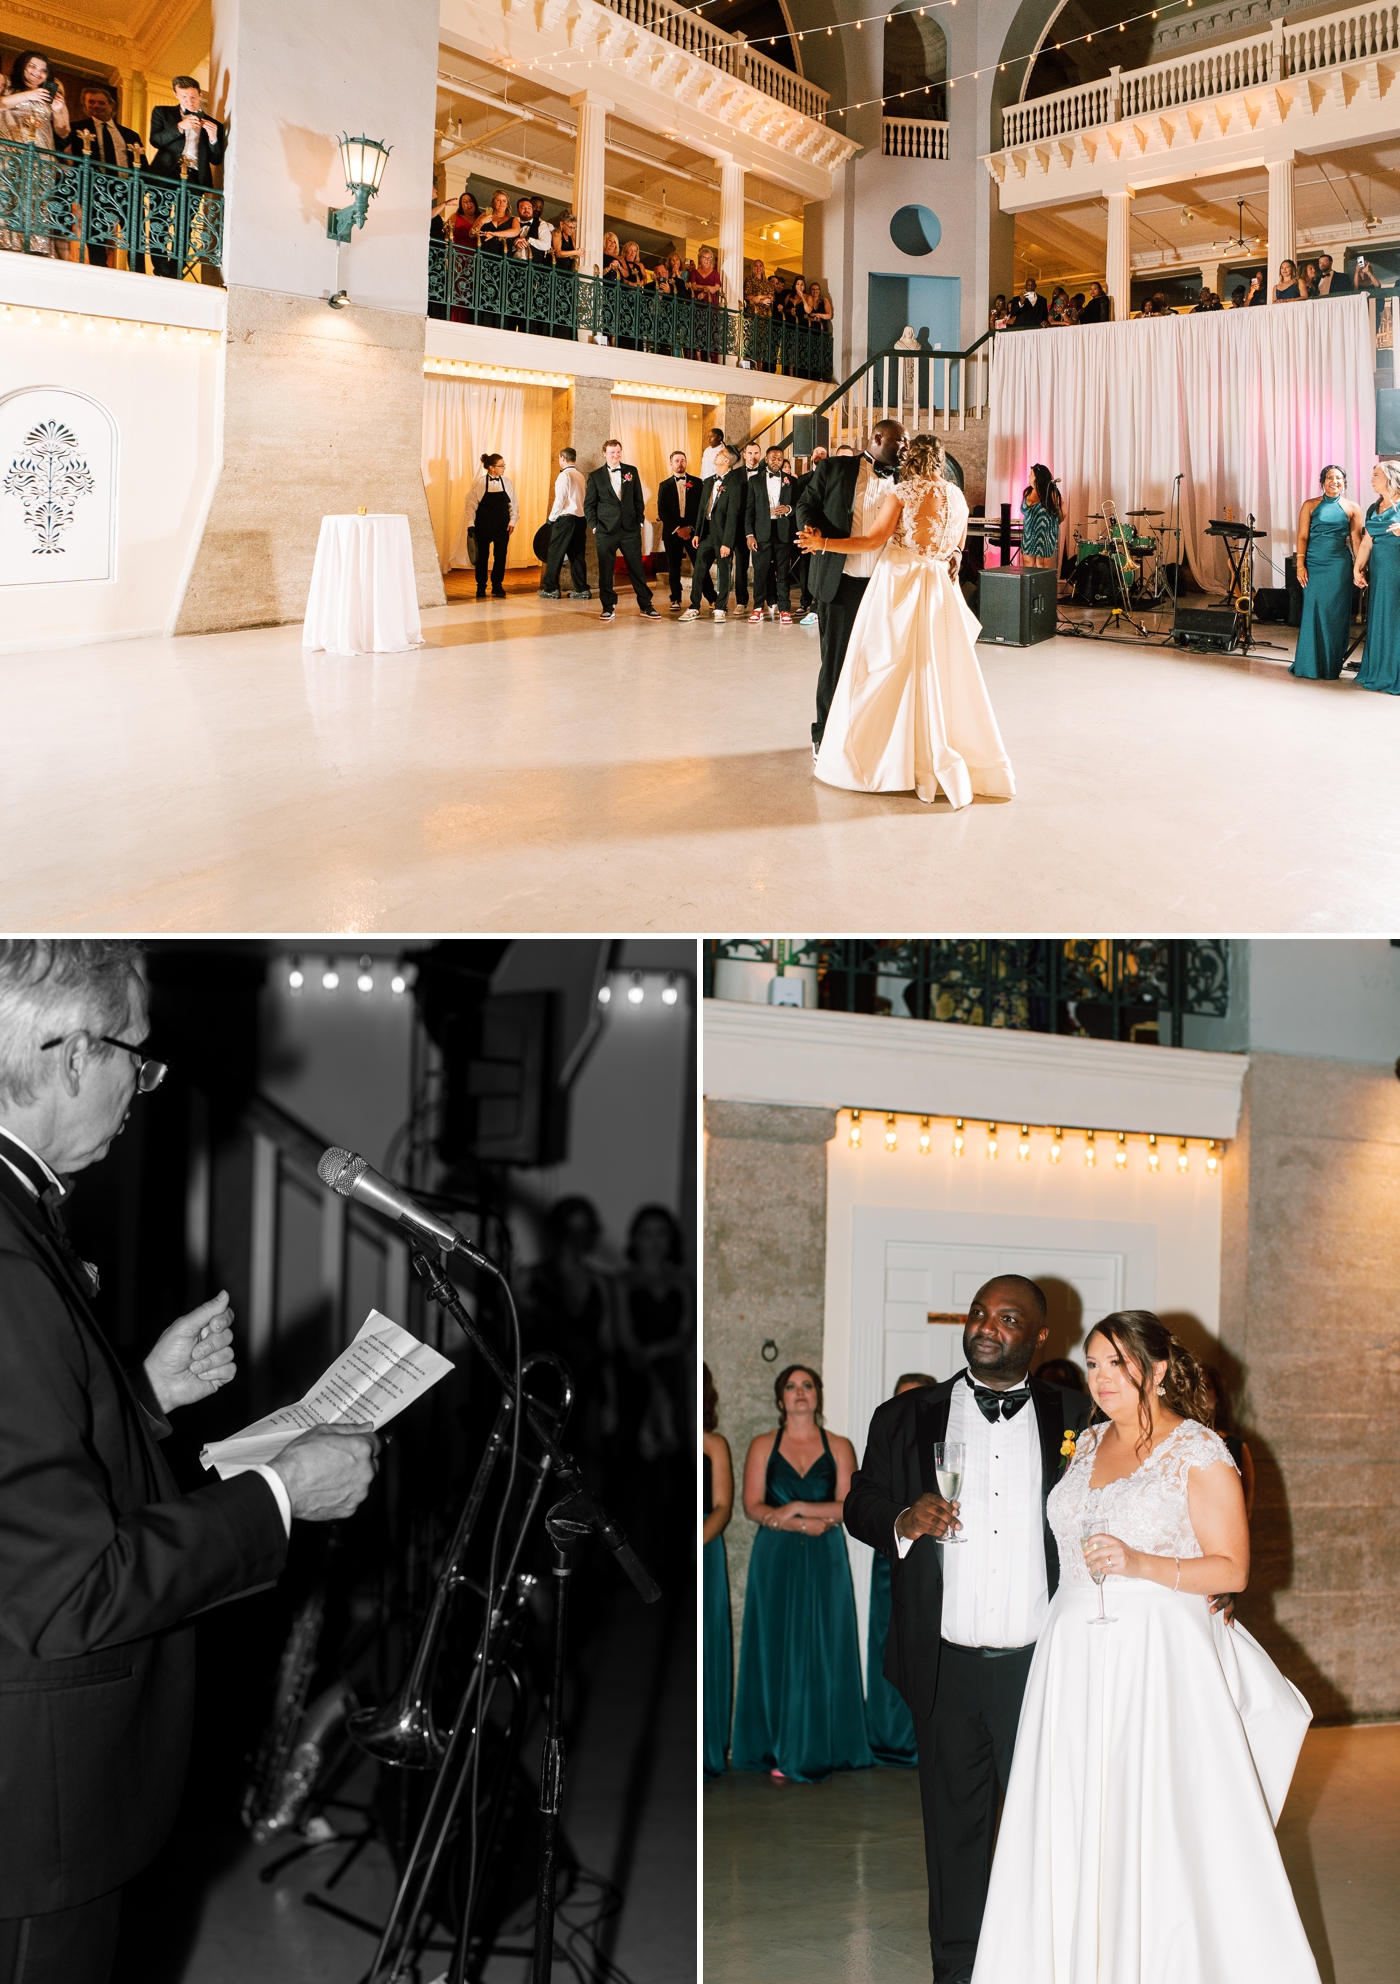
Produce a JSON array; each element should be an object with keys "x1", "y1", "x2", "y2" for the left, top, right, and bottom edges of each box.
[
  {"x1": 148, "y1": 76, "x2": 226, "y2": 279},
  {"x1": 796, "y1": 419, "x2": 904, "y2": 750},
  {"x1": 583, "y1": 439, "x2": 659, "y2": 622},
  {"x1": 657, "y1": 449, "x2": 706, "y2": 609},
  {"x1": 792, "y1": 446, "x2": 826, "y2": 624},
  {"x1": 845, "y1": 1277, "x2": 1093, "y2": 1984},
  {"x1": 65, "y1": 85, "x2": 145, "y2": 269},
  {"x1": 1312, "y1": 252, "x2": 1353, "y2": 297},
  {"x1": 1010, "y1": 282, "x2": 1049, "y2": 329},
  {"x1": 0, "y1": 940, "x2": 379, "y2": 1983},
  {"x1": 745, "y1": 444, "x2": 798, "y2": 622},
  {"x1": 678, "y1": 447, "x2": 739, "y2": 620},
  {"x1": 727, "y1": 441, "x2": 764, "y2": 609}
]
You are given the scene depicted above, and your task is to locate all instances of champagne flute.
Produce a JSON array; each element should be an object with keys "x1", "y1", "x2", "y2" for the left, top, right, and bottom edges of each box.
[
  {"x1": 933, "y1": 1441, "x2": 966, "y2": 1545},
  {"x1": 1081, "y1": 1519, "x2": 1118, "y2": 1625}
]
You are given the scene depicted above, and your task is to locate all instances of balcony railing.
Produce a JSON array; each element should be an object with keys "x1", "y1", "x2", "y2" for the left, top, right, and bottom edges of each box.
[
  {"x1": 0, "y1": 134, "x2": 222, "y2": 273},
  {"x1": 704, "y1": 940, "x2": 1230, "y2": 1046},
  {"x1": 882, "y1": 117, "x2": 949, "y2": 160},
  {"x1": 1001, "y1": 3, "x2": 1400, "y2": 147},
  {"x1": 602, "y1": 0, "x2": 829, "y2": 122},
  {"x1": 428, "y1": 241, "x2": 835, "y2": 379}
]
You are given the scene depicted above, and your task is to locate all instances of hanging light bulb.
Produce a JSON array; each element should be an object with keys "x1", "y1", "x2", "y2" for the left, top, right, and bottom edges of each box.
[
  {"x1": 885, "y1": 1113, "x2": 898, "y2": 1153},
  {"x1": 986, "y1": 1122, "x2": 999, "y2": 1160},
  {"x1": 1114, "y1": 1132, "x2": 1128, "y2": 1171},
  {"x1": 1084, "y1": 1130, "x2": 1097, "y2": 1168},
  {"x1": 1206, "y1": 1140, "x2": 1221, "y2": 1175},
  {"x1": 627, "y1": 972, "x2": 644, "y2": 1004},
  {"x1": 322, "y1": 960, "x2": 339, "y2": 991},
  {"x1": 952, "y1": 1117, "x2": 965, "y2": 1157},
  {"x1": 1049, "y1": 1128, "x2": 1063, "y2": 1164},
  {"x1": 919, "y1": 1116, "x2": 932, "y2": 1155},
  {"x1": 357, "y1": 954, "x2": 374, "y2": 995},
  {"x1": 597, "y1": 981, "x2": 612, "y2": 1005},
  {"x1": 390, "y1": 971, "x2": 407, "y2": 997},
  {"x1": 850, "y1": 1109, "x2": 862, "y2": 1150},
  {"x1": 1147, "y1": 1134, "x2": 1160, "y2": 1173},
  {"x1": 662, "y1": 972, "x2": 679, "y2": 1005},
  {"x1": 1178, "y1": 1139, "x2": 1190, "y2": 1173},
  {"x1": 288, "y1": 957, "x2": 304, "y2": 993},
  {"x1": 1018, "y1": 1125, "x2": 1031, "y2": 1162}
]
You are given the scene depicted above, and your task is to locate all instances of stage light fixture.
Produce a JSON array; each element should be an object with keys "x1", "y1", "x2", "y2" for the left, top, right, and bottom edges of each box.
[
  {"x1": 661, "y1": 973, "x2": 679, "y2": 1005},
  {"x1": 1018, "y1": 1125, "x2": 1031, "y2": 1161},
  {"x1": 1049, "y1": 1129, "x2": 1063, "y2": 1164},
  {"x1": 952, "y1": 1117, "x2": 965, "y2": 1156},
  {"x1": 885, "y1": 1113, "x2": 898, "y2": 1152},
  {"x1": 627, "y1": 972, "x2": 644, "y2": 1005},
  {"x1": 1115, "y1": 1132, "x2": 1128, "y2": 1170},
  {"x1": 850, "y1": 1109, "x2": 863, "y2": 1150},
  {"x1": 1084, "y1": 1130, "x2": 1096, "y2": 1168},
  {"x1": 1147, "y1": 1133, "x2": 1160, "y2": 1173},
  {"x1": 1177, "y1": 1138, "x2": 1190, "y2": 1173},
  {"x1": 919, "y1": 1116, "x2": 932, "y2": 1155},
  {"x1": 322, "y1": 963, "x2": 339, "y2": 991},
  {"x1": 597, "y1": 982, "x2": 612, "y2": 1005},
  {"x1": 986, "y1": 1122, "x2": 999, "y2": 1160}
]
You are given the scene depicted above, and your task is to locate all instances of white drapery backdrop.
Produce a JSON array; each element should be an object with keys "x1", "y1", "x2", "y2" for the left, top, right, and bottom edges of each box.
[
  {"x1": 421, "y1": 378, "x2": 554, "y2": 572},
  {"x1": 609, "y1": 396, "x2": 690, "y2": 555},
  {"x1": 988, "y1": 297, "x2": 1376, "y2": 594}
]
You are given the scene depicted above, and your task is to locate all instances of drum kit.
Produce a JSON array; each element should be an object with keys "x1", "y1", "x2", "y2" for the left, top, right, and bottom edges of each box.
[{"x1": 1071, "y1": 502, "x2": 1177, "y2": 607}]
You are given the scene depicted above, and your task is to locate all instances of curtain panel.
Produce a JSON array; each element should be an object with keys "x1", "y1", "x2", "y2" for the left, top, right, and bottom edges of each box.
[
  {"x1": 421, "y1": 378, "x2": 554, "y2": 572},
  {"x1": 988, "y1": 297, "x2": 1377, "y2": 594},
  {"x1": 608, "y1": 396, "x2": 691, "y2": 556}
]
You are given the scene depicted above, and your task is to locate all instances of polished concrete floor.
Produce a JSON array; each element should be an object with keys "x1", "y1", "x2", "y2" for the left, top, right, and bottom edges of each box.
[
  {"x1": 703, "y1": 1724, "x2": 1400, "y2": 1984},
  {"x1": 4, "y1": 594, "x2": 1396, "y2": 932}
]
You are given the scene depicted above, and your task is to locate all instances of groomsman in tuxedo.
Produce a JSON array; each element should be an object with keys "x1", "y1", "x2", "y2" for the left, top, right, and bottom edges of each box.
[
  {"x1": 583, "y1": 439, "x2": 660, "y2": 622},
  {"x1": 844, "y1": 1278, "x2": 1093, "y2": 1984},
  {"x1": 678, "y1": 448, "x2": 739, "y2": 621},
  {"x1": 744, "y1": 444, "x2": 798, "y2": 623},
  {"x1": 65, "y1": 85, "x2": 145, "y2": 269},
  {"x1": 725, "y1": 441, "x2": 763, "y2": 610},
  {"x1": 657, "y1": 450, "x2": 706, "y2": 610},
  {"x1": 795, "y1": 420, "x2": 904, "y2": 751}
]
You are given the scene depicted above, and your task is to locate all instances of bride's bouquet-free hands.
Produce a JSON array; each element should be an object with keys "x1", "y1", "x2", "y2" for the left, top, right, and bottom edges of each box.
[{"x1": 1083, "y1": 1529, "x2": 1237, "y2": 1622}]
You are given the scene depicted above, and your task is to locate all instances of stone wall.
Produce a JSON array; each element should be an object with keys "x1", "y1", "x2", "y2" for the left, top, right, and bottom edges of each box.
[
  {"x1": 175, "y1": 288, "x2": 444, "y2": 633},
  {"x1": 1219, "y1": 1051, "x2": 1400, "y2": 1721},
  {"x1": 703, "y1": 1099, "x2": 836, "y2": 1658}
]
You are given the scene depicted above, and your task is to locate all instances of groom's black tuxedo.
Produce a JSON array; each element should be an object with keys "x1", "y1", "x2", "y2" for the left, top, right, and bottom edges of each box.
[
  {"x1": 795, "y1": 453, "x2": 899, "y2": 744},
  {"x1": 846, "y1": 1370, "x2": 1093, "y2": 1984}
]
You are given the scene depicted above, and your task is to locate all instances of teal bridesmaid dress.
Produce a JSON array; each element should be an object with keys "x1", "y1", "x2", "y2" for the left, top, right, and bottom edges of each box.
[
  {"x1": 1358, "y1": 501, "x2": 1400, "y2": 694},
  {"x1": 1291, "y1": 495, "x2": 1355, "y2": 679},
  {"x1": 703, "y1": 1452, "x2": 732, "y2": 1779},
  {"x1": 864, "y1": 1551, "x2": 917, "y2": 1765},
  {"x1": 730, "y1": 1429, "x2": 873, "y2": 1783}
]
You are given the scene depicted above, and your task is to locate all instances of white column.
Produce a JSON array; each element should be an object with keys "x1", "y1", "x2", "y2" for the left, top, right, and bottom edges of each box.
[
  {"x1": 1199, "y1": 260, "x2": 1221, "y2": 301},
  {"x1": 570, "y1": 92, "x2": 610, "y2": 280},
  {"x1": 1266, "y1": 156, "x2": 1295, "y2": 293},
  {"x1": 1106, "y1": 189, "x2": 1133, "y2": 322},
  {"x1": 716, "y1": 152, "x2": 746, "y2": 311}
]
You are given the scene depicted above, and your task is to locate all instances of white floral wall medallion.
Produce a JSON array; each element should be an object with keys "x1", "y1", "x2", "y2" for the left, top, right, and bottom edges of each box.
[{"x1": 0, "y1": 387, "x2": 116, "y2": 585}]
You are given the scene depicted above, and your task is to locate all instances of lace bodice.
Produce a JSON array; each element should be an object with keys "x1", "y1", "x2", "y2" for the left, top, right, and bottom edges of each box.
[
  {"x1": 1048, "y1": 1418, "x2": 1237, "y2": 1587},
  {"x1": 892, "y1": 475, "x2": 968, "y2": 564}
]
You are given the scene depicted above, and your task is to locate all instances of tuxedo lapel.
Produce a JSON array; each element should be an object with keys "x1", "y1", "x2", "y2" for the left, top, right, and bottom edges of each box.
[
  {"x1": 1031, "y1": 1380, "x2": 1064, "y2": 1503},
  {"x1": 848, "y1": 454, "x2": 871, "y2": 534},
  {"x1": 915, "y1": 1378, "x2": 954, "y2": 1497}
]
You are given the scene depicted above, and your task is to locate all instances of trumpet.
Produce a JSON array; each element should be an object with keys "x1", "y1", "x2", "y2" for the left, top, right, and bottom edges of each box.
[{"x1": 347, "y1": 1351, "x2": 572, "y2": 1769}]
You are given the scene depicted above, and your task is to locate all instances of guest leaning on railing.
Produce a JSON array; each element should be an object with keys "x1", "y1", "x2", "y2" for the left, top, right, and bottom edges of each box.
[
  {"x1": 0, "y1": 51, "x2": 70, "y2": 258},
  {"x1": 147, "y1": 76, "x2": 224, "y2": 281},
  {"x1": 64, "y1": 81, "x2": 145, "y2": 269}
]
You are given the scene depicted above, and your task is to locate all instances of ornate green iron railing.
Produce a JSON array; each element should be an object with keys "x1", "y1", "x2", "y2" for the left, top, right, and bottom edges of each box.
[
  {"x1": 0, "y1": 135, "x2": 222, "y2": 273},
  {"x1": 703, "y1": 940, "x2": 1230, "y2": 1047},
  {"x1": 427, "y1": 241, "x2": 835, "y2": 380}
]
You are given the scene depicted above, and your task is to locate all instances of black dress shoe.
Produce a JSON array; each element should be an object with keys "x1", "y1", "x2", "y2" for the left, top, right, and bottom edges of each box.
[{"x1": 640, "y1": 607, "x2": 660, "y2": 618}]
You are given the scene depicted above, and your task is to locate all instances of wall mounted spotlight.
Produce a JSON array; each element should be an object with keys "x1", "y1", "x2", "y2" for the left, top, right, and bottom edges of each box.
[{"x1": 327, "y1": 133, "x2": 392, "y2": 243}]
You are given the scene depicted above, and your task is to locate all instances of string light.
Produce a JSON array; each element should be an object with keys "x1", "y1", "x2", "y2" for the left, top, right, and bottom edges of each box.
[
  {"x1": 1178, "y1": 1138, "x2": 1190, "y2": 1173},
  {"x1": 391, "y1": 972, "x2": 407, "y2": 997},
  {"x1": 1018, "y1": 1125, "x2": 1031, "y2": 1162},
  {"x1": 885, "y1": 1112, "x2": 898, "y2": 1152},
  {"x1": 840, "y1": 1112, "x2": 1224, "y2": 1173},
  {"x1": 986, "y1": 1122, "x2": 999, "y2": 1160},
  {"x1": 919, "y1": 1116, "x2": 932, "y2": 1155},
  {"x1": 1115, "y1": 1132, "x2": 1129, "y2": 1171},
  {"x1": 288, "y1": 958, "x2": 304, "y2": 993},
  {"x1": 1084, "y1": 1130, "x2": 1097, "y2": 1168},
  {"x1": 850, "y1": 1109, "x2": 862, "y2": 1150},
  {"x1": 1049, "y1": 1128, "x2": 1063, "y2": 1164},
  {"x1": 597, "y1": 982, "x2": 612, "y2": 1005},
  {"x1": 1147, "y1": 1134, "x2": 1160, "y2": 1173},
  {"x1": 357, "y1": 955, "x2": 374, "y2": 994},
  {"x1": 1206, "y1": 1140, "x2": 1221, "y2": 1174},
  {"x1": 322, "y1": 962, "x2": 339, "y2": 992},
  {"x1": 662, "y1": 972, "x2": 679, "y2": 1005},
  {"x1": 627, "y1": 971, "x2": 645, "y2": 1004},
  {"x1": 952, "y1": 1117, "x2": 965, "y2": 1157}
]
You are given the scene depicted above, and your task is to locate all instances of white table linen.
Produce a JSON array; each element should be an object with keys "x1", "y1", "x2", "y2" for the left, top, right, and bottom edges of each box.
[{"x1": 303, "y1": 513, "x2": 423, "y2": 655}]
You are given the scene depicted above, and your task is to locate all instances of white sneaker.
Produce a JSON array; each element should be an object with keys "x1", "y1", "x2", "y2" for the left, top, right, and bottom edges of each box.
[
  {"x1": 800, "y1": 611, "x2": 818, "y2": 628},
  {"x1": 713, "y1": 608, "x2": 728, "y2": 621},
  {"x1": 678, "y1": 607, "x2": 701, "y2": 621}
]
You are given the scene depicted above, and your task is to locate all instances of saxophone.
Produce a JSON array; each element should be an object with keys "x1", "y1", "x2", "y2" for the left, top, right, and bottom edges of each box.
[{"x1": 242, "y1": 1549, "x2": 345, "y2": 1843}]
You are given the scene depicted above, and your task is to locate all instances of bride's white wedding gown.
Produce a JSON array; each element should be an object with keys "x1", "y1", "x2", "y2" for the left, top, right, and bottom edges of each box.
[
  {"x1": 814, "y1": 477, "x2": 1016, "y2": 808},
  {"x1": 972, "y1": 1419, "x2": 1320, "y2": 1984}
]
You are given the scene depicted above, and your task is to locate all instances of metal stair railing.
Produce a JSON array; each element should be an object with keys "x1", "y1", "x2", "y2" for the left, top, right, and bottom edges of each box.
[{"x1": 753, "y1": 329, "x2": 997, "y2": 455}]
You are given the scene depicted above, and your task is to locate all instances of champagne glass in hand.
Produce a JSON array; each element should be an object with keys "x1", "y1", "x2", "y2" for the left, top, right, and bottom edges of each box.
[
  {"x1": 1081, "y1": 1520, "x2": 1118, "y2": 1625},
  {"x1": 933, "y1": 1441, "x2": 966, "y2": 1545}
]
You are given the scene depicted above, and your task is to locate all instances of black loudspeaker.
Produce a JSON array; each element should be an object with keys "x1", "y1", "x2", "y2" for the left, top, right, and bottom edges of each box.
[
  {"x1": 978, "y1": 567, "x2": 1058, "y2": 646},
  {"x1": 791, "y1": 410, "x2": 830, "y2": 456},
  {"x1": 1377, "y1": 387, "x2": 1400, "y2": 453},
  {"x1": 1284, "y1": 554, "x2": 1304, "y2": 627},
  {"x1": 1172, "y1": 603, "x2": 1239, "y2": 651},
  {"x1": 1253, "y1": 588, "x2": 1289, "y2": 623}
]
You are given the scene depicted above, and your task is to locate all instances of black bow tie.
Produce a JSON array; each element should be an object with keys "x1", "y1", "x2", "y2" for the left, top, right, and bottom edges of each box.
[
  {"x1": 867, "y1": 460, "x2": 897, "y2": 479},
  {"x1": 966, "y1": 1373, "x2": 1031, "y2": 1421}
]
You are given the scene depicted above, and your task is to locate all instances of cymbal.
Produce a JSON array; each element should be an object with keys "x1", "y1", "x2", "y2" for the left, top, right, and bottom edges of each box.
[
  {"x1": 1127, "y1": 508, "x2": 1164, "y2": 517},
  {"x1": 1086, "y1": 512, "x2": 1104, "y2": 520}
]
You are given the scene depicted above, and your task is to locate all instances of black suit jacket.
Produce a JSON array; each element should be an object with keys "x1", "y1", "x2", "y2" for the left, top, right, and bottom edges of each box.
[
  {"x1": 66, "y1": 118, "x2": 145, "y2": 168},
  {"x1": 584, "y1": 463, "x2": 645, "y2": 535},
  {"x1": 1315, "y1": 270, "x2": 1353, "y2": 296},
  {"x1": 844, "y1": 1371, "x2": 1093, "y2": 1722},
  {"x1": 1012, "y1": 294, "x2": 1049, "y2": 328},
  {"x1": 695, "y1": 471, "x2": 740, "y2": 549},
  {"x1": 0, "y1": 1164, "x2": 288, "y2": 1913},
  {"x1": 796, "y1": 454, "x2": 889, "y2": 601},
  {"x1": 746, "y1": 468, "x2": 798, "y2": 542},
  {"x1": 657, "y1": 472, "x2": 702, "y2": 535},
  {"x1": 148, "y1": 105, "x2": 226, "y2": 186},
  {"x1": 1079, "y1": 294, "x2": 1111, "y2": 324}
]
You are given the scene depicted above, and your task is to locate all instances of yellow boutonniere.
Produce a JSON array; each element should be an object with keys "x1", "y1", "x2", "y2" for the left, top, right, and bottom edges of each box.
[{"x1": 1060, "y1": 1429, "x2": 1078, "y2": 1459}]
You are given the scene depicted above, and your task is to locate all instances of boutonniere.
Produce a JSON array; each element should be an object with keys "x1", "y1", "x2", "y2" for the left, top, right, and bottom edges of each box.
[
  {"x1": 623, "y1": 472, "x2": 632, "y2": 483},
  {"x1": 1059, "y1": 1428, "x2": 1078, "y2": 1467}
]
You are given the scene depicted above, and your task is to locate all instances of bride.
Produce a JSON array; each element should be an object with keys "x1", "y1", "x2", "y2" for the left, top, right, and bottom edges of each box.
[
  {"x1": 794, "y1": 433, "x2": 1015, "y2": 808},
  {"x1": 972, "y1": 1311, "x2": 1319, "y2": 1983}
]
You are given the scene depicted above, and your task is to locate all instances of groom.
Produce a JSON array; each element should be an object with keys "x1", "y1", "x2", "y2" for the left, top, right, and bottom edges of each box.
[
  {"x1": 844, "y1": 1277, "x2": 1093, "y2": 1984},
  {"x1": 795, "y1": 419, "x2": 905, "y2": 752}
]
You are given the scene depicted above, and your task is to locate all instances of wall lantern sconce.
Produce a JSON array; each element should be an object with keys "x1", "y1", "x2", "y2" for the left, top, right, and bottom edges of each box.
[{"x1": 327, "y1": 133, "x2": 392, "y2": 243}]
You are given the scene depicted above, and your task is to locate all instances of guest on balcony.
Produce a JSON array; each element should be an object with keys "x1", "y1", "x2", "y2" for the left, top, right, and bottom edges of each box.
[
  {"x1": 1312, "y1": 253, "x2": 1352, "y2": 298},
  {"x1": 1272, "y1": 260, "x2": 1304, "y2": 303},
  {"x1": 1301, "y1": 259, "x2": 1320, "y2": 296},
  {"x1": 989, "y1": 294, "x2": 1013, "y2": 330},
  {"x1": 472, "y1": 189, "x2": 520, "y2": 328},
  {"x1": 64, "y1": 82, "x2": 143, "y2": 269},
  {"x1": 1243, "y1": 270, "x2": 1266, "y2": 306},
  {"x1": 1079, "y1": 281, "x2": 1110, "y2": 324},
  {"x1": 690, "y1": 245, "x2": 723, "y2": 361},
  {"x1": 448, "y1": 190, "x2": 479, "y2": 324},
  {"x1": 0, "y1": 52, "x2": 71, "y2": 258},
  {"x1": 429, "y1": 185, "x2": 449, "y2": 318},
  {"x1": 1010, "y1": 280, "x2": 1048, "y2": 329},
  {"x1": 745, "y1": 259, "x2": 775, "y2": 317},
  {"x1": 148, "y1": 77, "x2": 224, "y2": 281}
]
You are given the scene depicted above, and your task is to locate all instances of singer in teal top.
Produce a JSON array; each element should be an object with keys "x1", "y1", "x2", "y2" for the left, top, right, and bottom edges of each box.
[
  {"x1": 731, "y1": 1364, "x2": 872, "y2": 1783},
  {"x1": 1355, "y1": 461, "x2": 1400, "y2": 695},
  {"x1": 702, "y1": 1366, "x2": 734, "y2": 1779},
  {"x1": 1292, "y1": 466, "x2": 1362, "y2": 680}
]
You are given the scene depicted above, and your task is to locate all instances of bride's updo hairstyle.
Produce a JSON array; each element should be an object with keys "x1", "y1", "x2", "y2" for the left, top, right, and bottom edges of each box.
[
  {"x1": 1086, "y1": 1310, "x2": 1214, "y2": 1454},
  {"x1": 900, "y1": 432, "x2": 947, "y2": 486}
]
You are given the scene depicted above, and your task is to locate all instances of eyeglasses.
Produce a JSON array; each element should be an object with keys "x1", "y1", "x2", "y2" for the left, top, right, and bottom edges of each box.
[{"x1": 40, "y1": 1033, "x2": 168, "y2": 1093}]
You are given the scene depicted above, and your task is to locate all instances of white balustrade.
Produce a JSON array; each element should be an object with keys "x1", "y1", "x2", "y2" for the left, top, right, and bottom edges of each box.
[
  {"x1": 601, "y1": 0, "x2": 830, "y2": 122},
  {"x1": 882, "y1": 117, "x2": 950, "y2": 160},
  {"x1": 825, "y1": 343, "x2": 995, "y2": 452}
]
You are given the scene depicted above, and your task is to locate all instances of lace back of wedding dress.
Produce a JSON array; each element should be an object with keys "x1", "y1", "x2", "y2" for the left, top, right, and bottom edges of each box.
[
  {"x1": 895, "y1": 473, "x2": 967, "y2": 563},
  {"x1": 1050, "y1": 1416, "x2": 1238, "y2": 1585}
]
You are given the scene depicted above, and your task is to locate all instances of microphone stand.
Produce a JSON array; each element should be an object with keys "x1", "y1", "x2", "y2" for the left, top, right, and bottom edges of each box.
[{"x1": 405, "y1": 1242, "x2": 661, "y2": 1984}]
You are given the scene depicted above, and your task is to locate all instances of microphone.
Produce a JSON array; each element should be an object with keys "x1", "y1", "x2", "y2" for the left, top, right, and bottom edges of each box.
[{"x1": 317, "y1": 1148, "x2": 500, "y2": 1275}]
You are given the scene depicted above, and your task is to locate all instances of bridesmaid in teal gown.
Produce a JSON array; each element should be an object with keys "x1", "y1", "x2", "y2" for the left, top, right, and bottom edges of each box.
[
  {"x1": 1355, "y1": 460, "x2": 1400, "y2": 694},
  {"x1": 865, "y1": 1372, "x2": 936, "y2": 1766},
  {"x1": 731, "y1": 1364, "x2": 872, "y2": 1783},
  {"x1": 702, "y1": 1365, "x2": 733, "y2": 1779},
  {"x1": 1292, "y1": 464, "x2": 1363, "y2": 679}
]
